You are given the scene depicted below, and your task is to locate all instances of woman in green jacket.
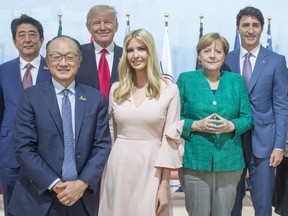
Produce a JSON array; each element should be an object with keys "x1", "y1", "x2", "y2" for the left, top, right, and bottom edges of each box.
[{"x1": 177, "y1": 32, "x2": 252, "y2": 216}]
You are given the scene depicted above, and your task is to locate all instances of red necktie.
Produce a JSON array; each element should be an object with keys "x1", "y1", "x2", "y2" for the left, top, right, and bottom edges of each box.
[
  {"x1": 23, "y1": 63, "x2": 33, "y2": 89},
  {"x1": 98, "y1": 49, "x2": 110, "y2": 100}
]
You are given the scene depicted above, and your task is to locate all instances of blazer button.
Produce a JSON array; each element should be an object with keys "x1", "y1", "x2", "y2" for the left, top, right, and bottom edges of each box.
[{"x1": 212, "y1": 101, "x2": 217, "y2": 105}]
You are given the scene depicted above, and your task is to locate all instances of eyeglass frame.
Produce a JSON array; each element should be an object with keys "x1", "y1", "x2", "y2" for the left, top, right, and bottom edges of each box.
[{"x1": 48, "y1": 53, "x2": 80, "y2": 62}]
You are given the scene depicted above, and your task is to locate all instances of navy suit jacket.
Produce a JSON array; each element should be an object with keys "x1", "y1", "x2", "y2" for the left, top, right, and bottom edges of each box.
[
  {"x1": 76, "y1": 42, "x2": 123, "y2": 90},
  {"x1": 8, "y1": 80, "x2": 111, "y2": 216},
  {"x1": 0, "y1": 57, "x2": 51, "y2": 168},
  {"x1": 224, "y1": 46, "x2": 288, "y2": 158}
]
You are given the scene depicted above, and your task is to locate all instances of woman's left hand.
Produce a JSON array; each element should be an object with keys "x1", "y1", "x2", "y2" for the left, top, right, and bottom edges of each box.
[
  {"x1": 156, "y1": 185, "x2": 169, "y2": 216},
  {"x1": 213, "y1": 113, "x2": 235, "y2": 134}
]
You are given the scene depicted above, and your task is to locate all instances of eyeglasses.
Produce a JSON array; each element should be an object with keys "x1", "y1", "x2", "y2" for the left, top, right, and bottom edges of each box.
[{"x1": 49, "y1": 53, "x2": 79, "y2": 62}]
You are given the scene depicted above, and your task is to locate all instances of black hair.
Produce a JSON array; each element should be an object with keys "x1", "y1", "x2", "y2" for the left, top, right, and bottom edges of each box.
[
  {"x1": 236, "y1": 6, "x2": 264, "y2": 27},
  {"x1": 46, "y1": 35, "x2": 82, "y2": 56},
  {"x1": 11, "y1": 15, "x2": 44, "y2": 40}
]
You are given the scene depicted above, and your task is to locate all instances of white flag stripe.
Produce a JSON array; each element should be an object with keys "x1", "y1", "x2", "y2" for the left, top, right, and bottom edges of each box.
[{"x1": 160, "y1": 26, "x2": 173, "y2": 78}]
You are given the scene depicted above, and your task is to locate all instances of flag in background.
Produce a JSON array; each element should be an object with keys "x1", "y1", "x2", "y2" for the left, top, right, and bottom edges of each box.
[
  {"x1": 160, "y1": 25, "x2": 173, "y2": 82},
  {"x1": 234, "y1": 31, "x2": 240, "y2": 50},
  {"x1": 57, "y1": 25, "x2": 62, "y2": 36},
  {"x1": 57, "y1": 13, "x2": 62, "y2": 36},
  {"x1": 195, "y1": 15, "x2": 204, "y2": 70},
  {"x1": 266, "y1": 24, "x2": 273, "y2": 51},
  {"x1": 125, "y1": 12, "x2": 131, "y2": 36},
  {"x1": 125, "y1": 24, "x2": 131, "y2": 35}
]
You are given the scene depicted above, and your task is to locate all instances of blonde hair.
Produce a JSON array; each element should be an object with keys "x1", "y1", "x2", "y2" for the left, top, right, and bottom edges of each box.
[
  {"x1": 86, "y1": 5, "x2": 118, "y2": 28},
  {"x1": 114, "y1": 28, "x2": 162, "y2": 102}
]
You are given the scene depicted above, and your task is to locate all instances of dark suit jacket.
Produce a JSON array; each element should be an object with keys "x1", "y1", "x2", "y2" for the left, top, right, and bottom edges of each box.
[
  {"x1": 0, "y1": 57, "x2": 51, "y2": 168},
  {"x1": 76, "y1": 42, "x2": 123, "y2": 91},
  {"x1": 8, "y1": 81, "x2": 111, "y2": 216},
  {"x1": 224, "y1": 46, "x2": 288, "y2": 159}
]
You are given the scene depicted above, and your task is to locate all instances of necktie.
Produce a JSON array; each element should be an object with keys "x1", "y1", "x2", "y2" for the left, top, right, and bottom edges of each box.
[
  {"x1": 242, "y1": 52, "x2": 252, "y2": 89},
  {"x1": 98, "y1": 49, "x2": 110, "y2": 100},
  {"x1": 22, "y1": 63, "x2": 33, "y2": 89},
  {"x1": 61, "y1": 89, "x2": 78, "y2": 181}
]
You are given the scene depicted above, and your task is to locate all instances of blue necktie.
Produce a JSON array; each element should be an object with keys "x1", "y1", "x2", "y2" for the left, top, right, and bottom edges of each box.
[
  {"x1": 61, "y1": 89, "x2": 78, "y2": 181},
  {"x1": 243, "y1": 52, "x2": 252, "y2": 89}
]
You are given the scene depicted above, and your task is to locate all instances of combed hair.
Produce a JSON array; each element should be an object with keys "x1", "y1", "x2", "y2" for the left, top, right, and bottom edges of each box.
[
  {"x1": 86, "y1": 5, "x2": 118, "y2": 28},
  {"x1": 236, "y1": 6, "x2": 264, "y2": 28},
  {"x1": 11, "y1": 15, "x2": 44, "y2": 40},
  {"x1": 197, "y1": 32, "x2": 229, "y2": 57},
  {"x1": 46, "y1": 35, "x2": 82, "y2": 57},
  {"x1": 114, "y1": 28, "x2": 162, "y2": 102}
]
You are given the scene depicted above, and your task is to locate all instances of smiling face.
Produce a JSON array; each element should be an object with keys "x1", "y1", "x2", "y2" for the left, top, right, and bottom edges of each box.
[
  {"x1": 237, "y1": 15, "x2": 263, "y2": 51},
  {"x1": 126, "y1": 38, "x2": 149, "y2": 73},
  {"x1": 198, "y1": 40, "x2": 226, "y2": 73},
  {"x1": 13, "y1": 23, "x2": 44, "y2": 62},
  {"x1": 46, "y1": 38, "x2": 82, "y2": 88},
  {"x1": 87, "y1": 12, "x2": 118, "y2": 48}
]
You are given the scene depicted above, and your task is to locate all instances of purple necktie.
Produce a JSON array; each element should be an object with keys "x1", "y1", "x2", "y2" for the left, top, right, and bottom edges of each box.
[
  {"x1": 242, "y1": 52, "x2": 252, "y2": 89},
  {"x1": 23, "y1": 63, "x2": 33, "y2": 89}
]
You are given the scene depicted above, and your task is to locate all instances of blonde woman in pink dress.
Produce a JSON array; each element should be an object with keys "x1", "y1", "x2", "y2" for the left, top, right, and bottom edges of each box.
[{"x1": 98, "y1": 28, "x2": 183, "y2": 216}]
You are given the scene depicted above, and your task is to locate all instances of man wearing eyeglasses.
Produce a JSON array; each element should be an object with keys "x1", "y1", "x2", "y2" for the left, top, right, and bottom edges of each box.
[
  {"x1": 0, "y1": 15, "x2": 51, "y2": 216},
  {"x1": 8, "y1": 35, "x2": 111, "y2": 216}
]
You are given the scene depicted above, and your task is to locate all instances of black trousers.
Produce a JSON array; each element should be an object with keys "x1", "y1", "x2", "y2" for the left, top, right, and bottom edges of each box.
[{"x1": 273, "y1": 156, "x2": 288, "y2": 216}]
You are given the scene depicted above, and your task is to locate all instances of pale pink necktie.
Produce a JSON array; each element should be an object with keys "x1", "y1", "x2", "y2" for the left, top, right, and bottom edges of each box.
[
  {"x1": 242, "y1": 52, "x2": 252, "y2": 89},
  {"x1": 98, "y1": 49, "x2": 110, "y2": 100},
  {"x1": 23, "y1": 63, "x2": 33, "y2": 89}
]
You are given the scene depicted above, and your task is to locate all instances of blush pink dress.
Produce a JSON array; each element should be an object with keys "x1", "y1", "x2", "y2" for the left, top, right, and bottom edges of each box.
[{"x1": 98, "y1": 81, "x2": 183, "y2": 216}]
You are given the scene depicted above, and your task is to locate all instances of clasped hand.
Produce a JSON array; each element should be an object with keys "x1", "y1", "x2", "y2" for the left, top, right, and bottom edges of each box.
[
  {"x1": 193, "y1": 113, "x2": 235, "y2": 134},
  {"x1": 52, "y1": 180, "x2": 88, "y2": 206}
]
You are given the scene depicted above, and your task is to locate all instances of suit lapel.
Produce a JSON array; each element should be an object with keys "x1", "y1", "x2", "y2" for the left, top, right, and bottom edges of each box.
[
  {"x1": 231, "y1": 51, "x2": 241, "y2": 74},
  {"x1": 84, "y1": 44, "x2": 99, "y2": 88},
  {"x1": 36, "y1": 57, "x2": 51, "y2": 84},
  {"x1": 41, "y1": 81, "x2": 64, "y2": 140},
  {"x1": 11, "y1": 58, "x2": 24, "y2": 94},
  {"x1": 110, "y1": 44, "x2": 122, "y2": 84},
  {"x1": 74, "y1": 84, "x2": 87, "y2": 146},
  {"x1": 249, "y1": 46, "x2": 268, "y2": 93}
]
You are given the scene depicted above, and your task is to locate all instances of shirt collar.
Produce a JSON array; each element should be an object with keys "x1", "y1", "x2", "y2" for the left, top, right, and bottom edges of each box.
[
  {"x1": 93, "y1": 41, "x2": 115, "y2": 54},
  {"x1": 52, "y1": 78, "x2": 76, "y2": 95},
  {"x1": 240, "y1": 44, "x2": 261, "y2": 58},
  {"x1": 20, "y1": 55, "x2": 41, "y2": 70}
]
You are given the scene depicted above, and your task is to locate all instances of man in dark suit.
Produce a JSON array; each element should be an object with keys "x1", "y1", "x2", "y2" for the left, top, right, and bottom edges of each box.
[
  {"x1": 8, "y1": 35, "x2": 111, "y2": 216},
  {"x1": 0, "y1": 15, "x2": 51, "y2": 215},
  {"x1": 76, "y1": 5, "x2": 123, "y2": 99},
  {"x1": 224, "y1": 6, "x2": 288, "y2": 216}
]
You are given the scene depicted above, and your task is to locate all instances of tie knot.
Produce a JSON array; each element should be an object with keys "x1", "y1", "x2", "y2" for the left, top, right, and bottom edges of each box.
[
  {"x1": 26, "y1": 63, "x2": 33, "y2": 70},
  {"x1": 245, "y1": 52, "x2": 252, "y2": 59},
  {"x1": 101, "y1": 49, "x2": 108, "y2": 55},
  {"x1": 63, "y1": 89, "x2": 70, "y2": 97}
]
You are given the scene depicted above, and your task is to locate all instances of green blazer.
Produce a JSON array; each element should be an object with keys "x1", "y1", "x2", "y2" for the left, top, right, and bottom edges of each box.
[{"x1": 177, "y1": 69, "x2": 252, "y2": 172}]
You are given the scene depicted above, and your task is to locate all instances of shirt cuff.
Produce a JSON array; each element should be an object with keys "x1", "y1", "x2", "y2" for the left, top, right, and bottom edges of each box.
[{"x1": 48, "y1": 178, "x2": 61, "y2": 190}]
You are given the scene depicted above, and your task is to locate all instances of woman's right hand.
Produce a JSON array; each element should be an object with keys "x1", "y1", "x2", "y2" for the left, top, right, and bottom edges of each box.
[{"x1": 191, "y1": 113, "x2": 218, "y2": 134}]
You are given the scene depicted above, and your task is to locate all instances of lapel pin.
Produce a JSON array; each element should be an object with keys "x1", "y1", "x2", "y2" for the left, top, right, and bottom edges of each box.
[
  {"x1": 79, "y1": 96, "x2": 87, "y2": 101},
  {"x1": 43, "y1": 66, "x2": 49, "y2": 70}
]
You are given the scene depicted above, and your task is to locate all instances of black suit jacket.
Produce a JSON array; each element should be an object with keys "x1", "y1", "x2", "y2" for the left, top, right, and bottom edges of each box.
[{"x1": 76, "y1": 42, "x2": 122, "y2": 91}]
